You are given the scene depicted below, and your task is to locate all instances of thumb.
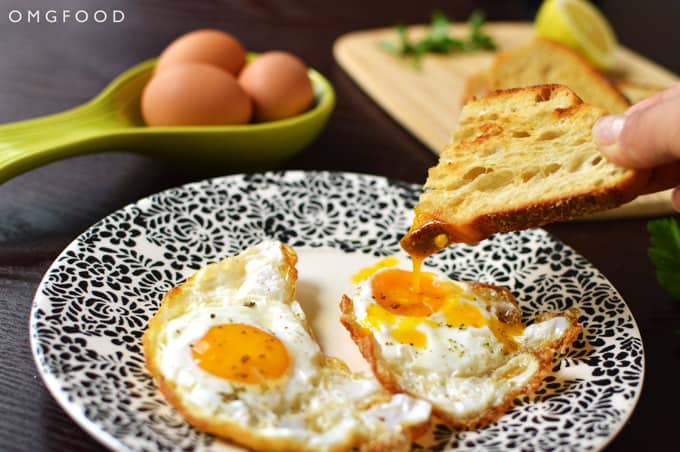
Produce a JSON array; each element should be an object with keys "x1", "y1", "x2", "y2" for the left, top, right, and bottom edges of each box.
[{"x1": 593, "y1": 93, "x2": 680, "y2": 168}]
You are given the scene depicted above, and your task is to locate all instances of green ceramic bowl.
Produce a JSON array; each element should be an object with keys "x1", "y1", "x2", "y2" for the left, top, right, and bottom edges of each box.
[{"x1": 0, "y1": 56, "x2": 335, "y2": 184}]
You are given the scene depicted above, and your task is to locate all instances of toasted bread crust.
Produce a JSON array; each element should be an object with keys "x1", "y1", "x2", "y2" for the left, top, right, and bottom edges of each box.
[
  {"x1": 401, "y1": 84, "x2": 650, "y2": 256},
  {"x1": 339, "y1": 291, "x2": 581, "y2": 430},
  {"x1": 402, "y1": 170, "x2": 648, "y2": 253}
]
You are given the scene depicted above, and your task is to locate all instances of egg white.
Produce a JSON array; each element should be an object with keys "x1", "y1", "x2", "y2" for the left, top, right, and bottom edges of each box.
[
  {"x1": 350, "y1": 266, "x2": 576, "y2": 424},
  {"x1": 158, "y1": 299, "x2": 320, "y2": 419},
  {"x1": 147, "y1": 240, "x2": 431, "y2": 450}
]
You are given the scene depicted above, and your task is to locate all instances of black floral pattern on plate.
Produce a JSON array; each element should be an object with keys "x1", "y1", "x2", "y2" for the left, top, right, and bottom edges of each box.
[{"x1": 31, "y1": 171, "x2": 643, "y2": 451}]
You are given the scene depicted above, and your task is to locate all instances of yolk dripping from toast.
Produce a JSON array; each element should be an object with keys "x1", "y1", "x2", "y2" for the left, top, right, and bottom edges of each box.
[
  {"x1": 399, "y1": 210, "x2": 455, "y2": 263},
  {"x1": 192, "y1": 323, "x2": 290, "y2": 384}
]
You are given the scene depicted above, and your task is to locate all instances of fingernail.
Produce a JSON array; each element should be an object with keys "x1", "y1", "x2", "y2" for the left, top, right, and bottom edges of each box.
[
  {"x1": 593, "y1": 115, "x2": 626, "y2": 149},
  {"x1": 673, "y1": 187, "x2": 680, "y2": 212}
]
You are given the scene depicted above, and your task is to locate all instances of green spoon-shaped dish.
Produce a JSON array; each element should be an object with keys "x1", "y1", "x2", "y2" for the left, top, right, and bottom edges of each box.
[{"x1": 0, "y1": 57, "x2": 335, "y2": 184}]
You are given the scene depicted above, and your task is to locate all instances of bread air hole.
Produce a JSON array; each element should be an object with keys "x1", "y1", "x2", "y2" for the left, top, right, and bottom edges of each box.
[
  {"x1": 475, "y1": 170, "x2": 513, "y2": 191},
  {"x1": 542, "y1": 163, "x2": 562, "y2": 176},
  {"x1": 512, "y1": 130, "x2": 530, "y2": 138},
  {"x1": 567, "y1": 155, "x2": 586, "y2": 172},
  {"x1": 537, "y1": 130, "x2": 564, "y2": 141},
  {"x1": 447, "y1": 198, "x2": 465, "y2": 209},
  {"x1": 590, "y1": 155, "x2": 603, "y2": 166},
  {"x1": 482, "y1": 146, "x2": 503, "y2": 156},
  {"x1": 480, "y1": 113, "x2": 499, "y2": 121},
  {"x1": 463, "y1": 166, "x2": 491, "y2": 181},
  {"x1": 520, "y1": 167, "x2": 540, "y2": 182},
  {"x1": 535, "y1": 87, "x2": 553, "y2": 102}
]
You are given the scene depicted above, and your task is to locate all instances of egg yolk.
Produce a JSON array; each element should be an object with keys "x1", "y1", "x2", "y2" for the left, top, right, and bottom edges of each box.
[
  {"x1": 192, "y1": 323, "x2": 290, "y2": 384},
  {"x1": 371, "y1": 268, "x2": 460, "y2": 316},
  {"x1": 351, "y1": 256, "x2": 400, "y2": 284},
  {"x1": 367, "y1": 268, "x2": 524, "y2": 351},
  {"x1": 391, "y1": 316, "x2": 431, "y2": 348}
]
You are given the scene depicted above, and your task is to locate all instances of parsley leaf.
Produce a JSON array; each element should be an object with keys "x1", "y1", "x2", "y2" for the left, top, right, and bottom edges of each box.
[
  {"x1": 647, "y1": 217, "x2": 680, "y2": 298},
  {"x1": 380, "y1": 10, "x2": 496, "y2": 62},
  {"x1": 468, "y1": 10, "x2": 496, "y2": 51}
]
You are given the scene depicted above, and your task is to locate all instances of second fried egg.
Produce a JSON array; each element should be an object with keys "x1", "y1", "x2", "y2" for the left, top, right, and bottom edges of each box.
[{"x1": 341, "y1": 258, "x2": 581, "y2": 429}]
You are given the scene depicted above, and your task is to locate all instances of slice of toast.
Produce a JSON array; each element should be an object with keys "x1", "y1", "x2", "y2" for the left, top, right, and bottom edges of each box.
[
  {"x1": 486, "y1": 39, "x2": 630, "y2": 114},
  {"x1": 401, "y1": 84, "x2": 649, "y2": 257}
]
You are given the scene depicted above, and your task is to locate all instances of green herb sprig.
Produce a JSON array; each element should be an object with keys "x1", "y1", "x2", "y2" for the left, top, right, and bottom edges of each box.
[
  {"x1": 379, "y1": 10, "x2": 496, "y2": 63},
  {"x1": 647, "y1": 217, "x2": 680, "y2": 298}
]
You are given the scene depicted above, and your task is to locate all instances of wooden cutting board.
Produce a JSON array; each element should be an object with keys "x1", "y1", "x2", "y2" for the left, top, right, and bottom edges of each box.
[{"x1": 334, "y1": 22, "x2": 679, "y2": 219}]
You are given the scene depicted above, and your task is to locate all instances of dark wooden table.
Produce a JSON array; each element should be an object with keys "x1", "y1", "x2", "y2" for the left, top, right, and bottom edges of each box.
[{"x1": 2, "y1": 1, "x2": 679, "y2": 450}]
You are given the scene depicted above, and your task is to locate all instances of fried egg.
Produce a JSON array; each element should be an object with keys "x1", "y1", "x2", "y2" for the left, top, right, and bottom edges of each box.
[
  {"x1": 143, "y1": 241, "x2": 431, "y2": 451},
  {"x1": 340, "y1": 258, "x2": 581, "y2": 429}
]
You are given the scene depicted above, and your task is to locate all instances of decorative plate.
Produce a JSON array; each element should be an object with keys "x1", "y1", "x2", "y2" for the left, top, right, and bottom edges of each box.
[{"x1": 31, "y1": 171, "x2": 644, "y2": 451}]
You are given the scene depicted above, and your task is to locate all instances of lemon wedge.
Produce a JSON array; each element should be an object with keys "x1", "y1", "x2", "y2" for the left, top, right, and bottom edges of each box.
[{"x1": 535, "y1": 0, "x2": 618, "y2": 70}]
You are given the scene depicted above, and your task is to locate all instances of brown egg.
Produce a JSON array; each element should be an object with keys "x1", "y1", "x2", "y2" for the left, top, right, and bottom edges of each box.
[
  {"x1": 141, "y1": 63, "x2": 252, "y2": 126},
  {"x1": 155, "y1": 29, "x2": 246, "y2": 76},
  {"x1": 238, "y1": 51, "x2": 315, "y2": 122}
]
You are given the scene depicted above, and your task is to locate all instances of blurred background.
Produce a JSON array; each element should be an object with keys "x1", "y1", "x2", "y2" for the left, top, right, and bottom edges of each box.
[{"x1": 2, "y1": 0, "x2": 678, "y2": 252}]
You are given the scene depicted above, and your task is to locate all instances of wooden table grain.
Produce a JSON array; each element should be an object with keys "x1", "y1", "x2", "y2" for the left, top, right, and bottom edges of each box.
[{"x1": 1, "y1": 1, "x2": 679, "y2": 451}]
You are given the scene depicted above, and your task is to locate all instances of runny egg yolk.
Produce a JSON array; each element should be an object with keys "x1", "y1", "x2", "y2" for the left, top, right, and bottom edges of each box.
[
  {"x1": 351, "y1": 256, "x2": 400, "y2": 284},
  {"x1": 359, "y1": 263, "x2": 524, "y2": 351},
  {"x1": 192, "y1": 323, "x2": 290, "y2": 384},
  {"x1": 371, "y1": 268, "x2": 460, "y2": 317}
]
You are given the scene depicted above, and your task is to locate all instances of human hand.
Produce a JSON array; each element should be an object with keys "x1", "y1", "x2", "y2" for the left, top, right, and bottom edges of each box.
[{"x1": 593, "y1": 83, "x2": 680, "y2": 210}]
